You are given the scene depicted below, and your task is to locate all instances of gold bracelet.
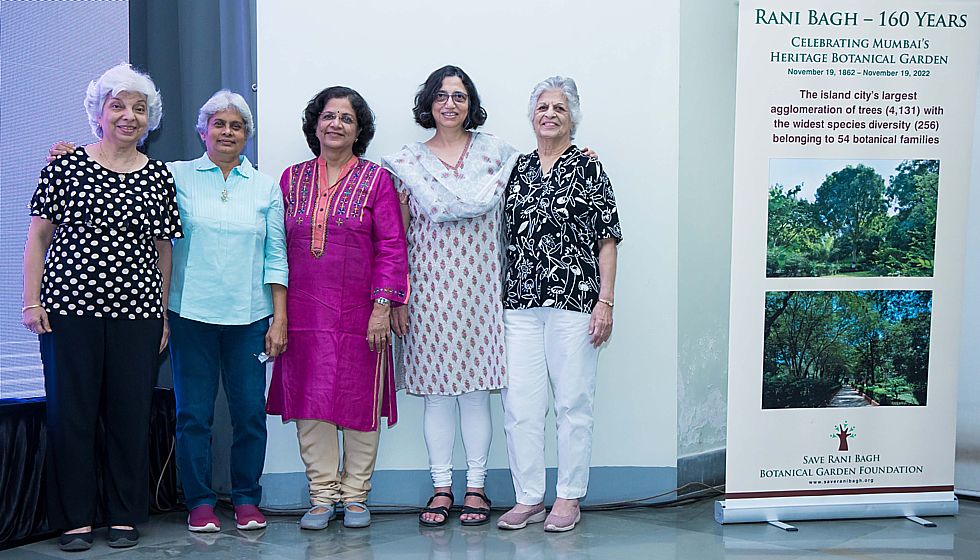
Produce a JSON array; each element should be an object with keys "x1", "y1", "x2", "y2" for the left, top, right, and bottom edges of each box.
[
  {"x1": 22, "y1": 304, "x2": 42, "y2": 312},
  {"x1": 598, "y1": 298, "x2": 614, "y2": 308}
]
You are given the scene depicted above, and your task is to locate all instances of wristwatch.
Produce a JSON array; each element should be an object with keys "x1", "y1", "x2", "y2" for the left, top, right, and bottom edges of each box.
[{"x1": 375, "y1": 297, "x2": 391, "y2": 306}]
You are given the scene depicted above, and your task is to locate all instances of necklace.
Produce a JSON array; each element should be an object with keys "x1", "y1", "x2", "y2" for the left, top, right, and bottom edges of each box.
[
  {"x1": 93, "y1": 142, "x2": 139, "y2": 173},
  {"x1": 221, "y1": 187, "x2": 230, "y2": 202}
]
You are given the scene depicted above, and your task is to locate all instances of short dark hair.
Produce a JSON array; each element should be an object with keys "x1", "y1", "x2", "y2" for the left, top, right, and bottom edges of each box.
[
  {"x1": 302, "y1": 86, "x2": 376, "y2": 157},
  {"x1": 413, "y1": 65, "x2": 487, "y2": 130}
]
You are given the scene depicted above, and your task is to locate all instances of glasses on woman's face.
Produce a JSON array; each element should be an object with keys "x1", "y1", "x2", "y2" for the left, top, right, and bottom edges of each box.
[
  {"x1": 434, "y1": 91, "x2": 468, "y2": 105},
  {"x1": 320, "y1": 111, "x2": 356, "y2": 125}
]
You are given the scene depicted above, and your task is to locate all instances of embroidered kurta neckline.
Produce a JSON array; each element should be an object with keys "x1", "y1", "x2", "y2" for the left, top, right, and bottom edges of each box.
[{"x1": 310, "y1": 155, "x2": 359, "y2": 257}]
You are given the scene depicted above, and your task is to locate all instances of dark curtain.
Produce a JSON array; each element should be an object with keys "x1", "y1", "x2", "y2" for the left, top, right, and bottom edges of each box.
[
  {"x1": 0, "y1": 390, "x2": 179, "y2": 550},
  {"x1": 0, "y1": 401, "x2": 47, "y2": 546},
  {"x1": 130, "y1": 0, "x2": 258, "y2": 165}
]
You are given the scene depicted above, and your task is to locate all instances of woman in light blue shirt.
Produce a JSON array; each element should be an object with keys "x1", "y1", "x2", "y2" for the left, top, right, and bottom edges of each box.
[{"x1": 166, "y1": 91, "x2": 287, "y2": 533}]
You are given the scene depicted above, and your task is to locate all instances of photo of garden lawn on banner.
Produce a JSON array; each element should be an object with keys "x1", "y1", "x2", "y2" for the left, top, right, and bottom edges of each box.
[{"x1": 720, "y1": 0, "x2": 980, "y2": 523}]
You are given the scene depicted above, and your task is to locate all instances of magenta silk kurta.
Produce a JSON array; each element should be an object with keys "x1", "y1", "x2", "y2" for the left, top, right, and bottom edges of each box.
[{"x1": 266, "y1": 157, "x2": 409, "y2": 431}]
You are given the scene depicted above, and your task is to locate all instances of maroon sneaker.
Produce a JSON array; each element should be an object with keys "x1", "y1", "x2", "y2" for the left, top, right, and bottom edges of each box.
[
  {"x1": 187, "y1": 504, "x2": 221, "y2": 532},
  {"x1": 234, "y1": 504, "x2": 267, "y2": 530}
]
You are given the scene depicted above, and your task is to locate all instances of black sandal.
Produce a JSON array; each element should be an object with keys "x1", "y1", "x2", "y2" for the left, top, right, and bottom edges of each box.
[
  {"x1": 419, "y1": 491, "x2": 454, "y2": 527},
  {"x1": 460, "y1": 491, "x2": 491, "y2": 526}
]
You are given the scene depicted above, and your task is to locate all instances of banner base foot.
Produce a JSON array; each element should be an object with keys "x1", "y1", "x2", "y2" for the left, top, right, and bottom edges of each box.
[
  {"x1": 906, "y1": 515, "x2": 937, "y2": 527},
  {"x1": 767, "y1": 520, "x2": 798, "y2": 531}
]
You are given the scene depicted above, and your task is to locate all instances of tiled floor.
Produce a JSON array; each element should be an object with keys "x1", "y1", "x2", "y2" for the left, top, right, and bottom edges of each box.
[{"x1": 5, "y1": 497, "x2": 979, "y2": 559}]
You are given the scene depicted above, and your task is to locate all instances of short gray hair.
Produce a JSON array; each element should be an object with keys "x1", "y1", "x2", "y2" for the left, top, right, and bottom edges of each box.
[
  {"x1": 527, "y1": 76, "x2": 582, "y2": 138},
  {"x1": 83, "y1": 63, "x2": 162, "y2": 144},
  {"x1": 196, "y1": 90, "x2": 255, "y2": 137}
]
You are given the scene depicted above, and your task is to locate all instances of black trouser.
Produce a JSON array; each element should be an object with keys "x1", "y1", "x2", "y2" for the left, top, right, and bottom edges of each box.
[{"x1": 40, "y1": 313, "x2": 162, "y2": 530}]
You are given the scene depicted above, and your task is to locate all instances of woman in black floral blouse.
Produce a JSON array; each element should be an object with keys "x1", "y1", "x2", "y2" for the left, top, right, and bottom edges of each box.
[{"x1": 497, "y1": 76, "x2": 622, "y2": 533}]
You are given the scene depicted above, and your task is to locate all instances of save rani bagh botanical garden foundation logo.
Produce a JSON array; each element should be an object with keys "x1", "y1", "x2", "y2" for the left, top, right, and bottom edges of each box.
[
  {"x1": 831, "y1": 421, "x2": 856, "y2": 451},
  {"x1": 759, "y1": 420, "x2": 922, "y2": 482}
]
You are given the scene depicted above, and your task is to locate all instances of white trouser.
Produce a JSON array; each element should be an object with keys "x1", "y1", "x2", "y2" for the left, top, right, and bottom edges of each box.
[
  {"x1": 501, "y1": 307, "x2": 600, "y2": 504},
  {"x1": 423, "y1": 390, "x2": 492, "y2": 488}
]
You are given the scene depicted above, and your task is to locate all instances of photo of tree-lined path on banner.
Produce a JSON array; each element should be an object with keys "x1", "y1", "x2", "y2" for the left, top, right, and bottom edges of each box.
[
  {"x1": 763, "y1": 290, "x2": 932, "y2": 409},
  {"x1": 767, "y1": 159, "x2": 938, "y2": 278}
]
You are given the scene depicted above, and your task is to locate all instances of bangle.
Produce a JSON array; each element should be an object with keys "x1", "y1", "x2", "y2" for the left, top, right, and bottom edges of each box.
[
  {"x1": 22, "y1": 304, "x2": 42, "y2": 312},
  {"x1": 375, "y1": 297, "x2": 391, "y2": 306},
  {"x1": 598, "y1": 298, "x2": 614, "y2": 308}
]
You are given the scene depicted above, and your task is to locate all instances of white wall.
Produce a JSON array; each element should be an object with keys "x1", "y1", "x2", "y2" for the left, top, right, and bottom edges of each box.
[
  {"x1": 677, "y1": 0, "x2": 737, "y2": 461},
  {"x1": 256, "y1": 0, "x2": 679, "y2": 475},
  {"x1": 956, "y1": 70, "x2": 980, "y2": 496}
]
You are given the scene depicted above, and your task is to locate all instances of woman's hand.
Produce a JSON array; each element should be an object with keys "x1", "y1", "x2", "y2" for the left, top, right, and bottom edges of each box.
[
  {"x1": 588, "y1": 301, "x2": 613, "y2": 348},
  {"x1": 391, "y1": 305, "x2": 409, "y2": 337},
  {"x1": 581, "y1": 146, "x2": 599, "y2": 159},
  {"x1": 159, "y1": 316, "x2": 170, "y2": 353},
  {"x1": 367, "y1": 304, "x2": 391, "y2": 352},
  {"x1": 22, "y1": 306, "x2": 52, "y2": 335},
  {"x1": 590, "y1": 239, "x2": 618, "y2": 348},
  {"x1": 47, "y1": 141, "x2": 75, "y2": 163},
  {"x1": 266, "y1": 317, "x2": 288, "y2": 357}
]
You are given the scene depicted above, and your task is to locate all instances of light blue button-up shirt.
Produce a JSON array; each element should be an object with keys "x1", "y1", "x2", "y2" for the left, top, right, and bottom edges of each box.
[{"x1": 167, "y1": 153, "x2": 288, "y2": 325}]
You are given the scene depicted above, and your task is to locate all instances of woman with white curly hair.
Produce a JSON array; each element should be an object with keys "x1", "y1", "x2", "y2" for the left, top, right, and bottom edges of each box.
[{"x1": 23, "y1": 63, "x2": 182, "y2": 551}]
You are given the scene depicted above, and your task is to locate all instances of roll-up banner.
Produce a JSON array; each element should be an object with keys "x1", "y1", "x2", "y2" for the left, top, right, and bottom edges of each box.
[{"x1": 720, "y1": 0, "x2": 980, "y2": 524}]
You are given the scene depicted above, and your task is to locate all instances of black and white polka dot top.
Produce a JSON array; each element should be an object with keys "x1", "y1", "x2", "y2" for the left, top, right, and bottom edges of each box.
[{"x1": 29, "y1": 146, "x2": 183, "y2": 319}]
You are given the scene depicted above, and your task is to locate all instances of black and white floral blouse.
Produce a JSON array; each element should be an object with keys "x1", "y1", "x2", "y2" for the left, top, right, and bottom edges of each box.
[
  {"x1": 503, "y1": 145, "x2": 622, "y2": 313},
  {"x1": 29, "y1": 146, "x2": 183, "y2": 319}
]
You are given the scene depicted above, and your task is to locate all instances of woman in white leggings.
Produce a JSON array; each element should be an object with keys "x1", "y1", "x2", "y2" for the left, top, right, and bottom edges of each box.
[
  {"x1": 384, "y1": 65, "x2": 518, "y2": 526},
  {"x1": 421, "y1": 391, "x2": 493, "y2": 521}
]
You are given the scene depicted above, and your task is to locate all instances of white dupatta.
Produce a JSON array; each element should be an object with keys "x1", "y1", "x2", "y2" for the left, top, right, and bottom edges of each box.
[{"x1": 382, "y1": 132, "x2": 519, "y2": 222}]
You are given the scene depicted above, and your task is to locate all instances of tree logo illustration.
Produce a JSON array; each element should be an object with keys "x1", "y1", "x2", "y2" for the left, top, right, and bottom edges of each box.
[{"x1": 831, "y1": 422, "x2": 856, "y2": 452}]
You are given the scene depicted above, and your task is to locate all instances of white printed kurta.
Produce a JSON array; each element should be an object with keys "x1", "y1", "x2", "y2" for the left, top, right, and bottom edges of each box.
[{"x1": 385, "y1": 132, "x2": 517, "y2": 395}]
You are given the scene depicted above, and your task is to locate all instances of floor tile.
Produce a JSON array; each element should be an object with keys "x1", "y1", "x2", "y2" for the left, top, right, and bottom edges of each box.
[{"x1": 4, "y1": 499, "x2": 978, "y2": 559}]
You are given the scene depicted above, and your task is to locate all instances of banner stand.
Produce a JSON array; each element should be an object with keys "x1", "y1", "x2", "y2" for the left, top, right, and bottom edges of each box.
[
  {"x1": 721, "y1": 0, "x2": 980, "y2": 527},
  {"x1": 715, "y1": 492, "x2": 957, "y2": 524}
]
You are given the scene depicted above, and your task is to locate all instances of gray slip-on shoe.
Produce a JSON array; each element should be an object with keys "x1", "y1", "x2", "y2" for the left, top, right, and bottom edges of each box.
[
  {"x1": 300, "y1": 504, "x2": 336, "y2": 530},
  {"x1": 343, "y1": 502, "x2": 371, "y2": 528}
]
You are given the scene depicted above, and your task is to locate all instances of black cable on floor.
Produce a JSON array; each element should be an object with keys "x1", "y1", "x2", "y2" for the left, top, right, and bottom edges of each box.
[{"x1": 243, "y1": 482, "x2": 726, "y2": 516}]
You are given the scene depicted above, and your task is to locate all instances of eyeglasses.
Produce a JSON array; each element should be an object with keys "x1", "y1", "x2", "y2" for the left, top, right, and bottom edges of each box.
[
  {"x1": 434, "y1": 91, "x2": 468, "y2": 104},
  {"x1": 320, "y1": 111, "x2": 356, "y2": 125}
]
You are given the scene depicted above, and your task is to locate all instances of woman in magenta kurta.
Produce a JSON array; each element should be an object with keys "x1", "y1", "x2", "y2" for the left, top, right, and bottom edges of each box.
[
  {"x1": 267, "y1": 157, "x2": 407, "y2": 428},
  {"x1": 266, "y1": 86, "x2": 408, "y2": 530}
]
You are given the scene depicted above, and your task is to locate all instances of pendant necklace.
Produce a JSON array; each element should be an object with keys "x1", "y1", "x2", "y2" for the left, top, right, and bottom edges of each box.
[{"x1": 221, "y1": 187, "x2": 229, "y2": 202}]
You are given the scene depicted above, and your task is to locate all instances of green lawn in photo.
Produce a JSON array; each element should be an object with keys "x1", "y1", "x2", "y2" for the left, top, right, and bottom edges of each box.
[
  {"x1": 767, "y1": 159, "x2": 938, "y2": 278},
  {"x1": 762, "y1": 290, "x2": 931, "y2": 409}
]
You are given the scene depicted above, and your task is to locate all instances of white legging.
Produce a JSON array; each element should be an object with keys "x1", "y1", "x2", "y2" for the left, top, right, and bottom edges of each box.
[{"x1": 423, "y1": 390, "x2": 492, "y2": 489}]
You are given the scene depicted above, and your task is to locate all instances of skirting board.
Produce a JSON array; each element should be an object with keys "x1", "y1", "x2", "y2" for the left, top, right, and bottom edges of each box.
[
  {"x1": 715, "y1": 493, "x2": 958, "y2": 524},
  {"x1": 259, "y1": 466, "x2": 677, "y2": 511},
  {"x1": 677, "y1": 447, "x2": 725, "y2": 493}
]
